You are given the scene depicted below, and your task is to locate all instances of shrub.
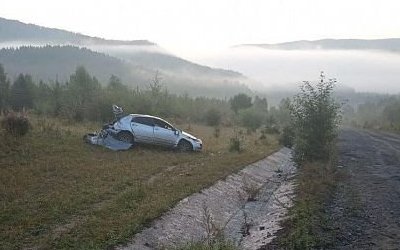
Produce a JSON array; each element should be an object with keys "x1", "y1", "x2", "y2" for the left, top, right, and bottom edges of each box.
[
  {"x1": 279, "y1": 126, "x2": 294, "y2": 148},
  {"x1": 229, "y1": 129, "x2": 243, "y2": 152},
  {"x1": 205, "y1": 108, "x2": 221, "y2": 126},
  {"x1": 229, "y1": 137, "x2": 241, "y2": 152},
  {"x1": 1, "y1": 112, "x2": 31, "y2": 136},
  {"x1": 290, "y1": 72, "x2": 341, "y2": 163},
  {"x1": 239, "y1": 109, "x2": 264, "y2": 132},
  {"x1": 213, "y1": 127, "x2": 220, "y2": 138}
]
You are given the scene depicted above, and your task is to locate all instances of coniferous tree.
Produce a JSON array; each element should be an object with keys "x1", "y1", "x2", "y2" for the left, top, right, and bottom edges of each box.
[
  {"x1": 10, "y1": 74, "x2": 36, "y2": 111},
  {"x1": 0, "y1": 64, "x2": 10, "y2": 113},
  {"x1": 230, "y1": 93, "x2": 252, "y2": 114},
  {"x1": 64, "y1": 66, "x2": 101, "y2": 121}
]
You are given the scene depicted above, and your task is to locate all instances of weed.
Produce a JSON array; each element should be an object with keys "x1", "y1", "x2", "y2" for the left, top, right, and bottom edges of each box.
[
  {"x1": 35, "y1": 117, "x2": 63, "y2": 138},
  {"x1": 229, "y1": 128, "x2": 244, "y2": 152},
  {"x1": 242, "y1": 175, "x2": 259, "y2": 202},
  {"x1": 214, "y1": 127, "x2": 220, "y2": 138},
  {"x1": 229, "y1": 137, "x2": 241, "y2": 152},
  {"x1": 1, "y1": 112, "x2": 31, "y2": 137},
  {"x1": 201, "y1": 204, "x2": 223, "y2": 245}
]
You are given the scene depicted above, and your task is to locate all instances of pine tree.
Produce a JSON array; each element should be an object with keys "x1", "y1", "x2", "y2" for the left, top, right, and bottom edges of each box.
[
  {"x1": 0, "y1": 64, "x2": 10, "y2": 113},
  {"x1": 10, "y1": 74, "x2": 36, "y2": 111}
]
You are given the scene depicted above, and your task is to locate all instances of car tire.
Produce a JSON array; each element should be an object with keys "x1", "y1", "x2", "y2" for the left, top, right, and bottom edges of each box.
[
  {"x1": 177, "y1": 140, "x2": 193, "y2": 152},
  {"x1": 116, "y1": 131, "x2": 134, "y2": 144}
]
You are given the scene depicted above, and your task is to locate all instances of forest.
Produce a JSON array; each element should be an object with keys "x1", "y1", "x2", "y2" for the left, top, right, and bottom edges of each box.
[{"x1": 0, "y1": 63, "x2": 292, "y2": 134}]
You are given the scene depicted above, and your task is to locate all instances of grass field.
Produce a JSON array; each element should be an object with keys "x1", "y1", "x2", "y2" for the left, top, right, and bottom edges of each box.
[{"x1": 0, "y1": 116, "x2": 279, "y2": 249}]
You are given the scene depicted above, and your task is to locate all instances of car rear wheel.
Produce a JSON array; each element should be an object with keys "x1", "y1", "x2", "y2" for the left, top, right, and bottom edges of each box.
[
  {"x1": 177, "y1": 140, "x2": 193, "y2": 152},
  {"x1": 116, "y1": 131, "x2": 134, "y2": 144}
]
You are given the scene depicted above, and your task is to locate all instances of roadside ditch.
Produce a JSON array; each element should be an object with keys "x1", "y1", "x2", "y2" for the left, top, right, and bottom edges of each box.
[{"x1": 118, "y1": 147, "x2": 296, "y2": 250}]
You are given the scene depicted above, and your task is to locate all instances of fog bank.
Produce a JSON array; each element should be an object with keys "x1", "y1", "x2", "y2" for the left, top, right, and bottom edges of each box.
[{"x1": 193, "y1": 47, "x2": 400, "y2": 94}]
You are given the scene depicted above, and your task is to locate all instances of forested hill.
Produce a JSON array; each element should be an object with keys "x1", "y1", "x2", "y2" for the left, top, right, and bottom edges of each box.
[
  {"x1": 0, "y1": 46, "x2": 148, "y2": 84},
  {"x1": 0, "y1": 46, "x2": 251, "y2": 97},
  {"x1": 0, "y1": 17, "x2": 251, "y2": 97},
  {"x1": 239, "y1": 38, "x2": 400, "y2": 52},
  {"x1": 0, "y1": 17, "x2": 241, "y2": 79},
  {"x1": 0, "y1": 17, "x2": 154, "y2": 46}
]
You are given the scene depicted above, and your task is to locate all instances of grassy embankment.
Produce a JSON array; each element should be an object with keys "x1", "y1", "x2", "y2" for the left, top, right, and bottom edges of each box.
[
  {"x1": 273, "y1": 147, "x2": 345, "y2": 250},
  {"x1": 0, "y1": 115, "x2": 279, "y2": 249}
]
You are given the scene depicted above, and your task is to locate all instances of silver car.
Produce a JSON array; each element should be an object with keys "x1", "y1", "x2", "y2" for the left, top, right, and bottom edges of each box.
[{"x1": 110, "y1": 114, "x2": 202, "y2": 151}]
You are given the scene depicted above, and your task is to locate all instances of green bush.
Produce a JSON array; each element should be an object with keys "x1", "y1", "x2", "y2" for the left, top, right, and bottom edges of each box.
[
  {"x1": 279, "y1": 126, "x2": 294, "y2": 148},
  {"x1": 239, "y1": 109, "x2": 264, "y2": 132},
  {"x1": 290, "y1": 72, "x2": 341, "y2": 163},
  {"x1": 205, "y1": 108, "x2": 221, "y2": 126},
  {"x1": 1, "y1": 112, "x2": 31, "y2": 137},
  {"x1": 229, "y1": 129, "x2": 244, "y2": 152},
  {"x1": 229, "y1": 137, "x2": 241, "y2": 152}
]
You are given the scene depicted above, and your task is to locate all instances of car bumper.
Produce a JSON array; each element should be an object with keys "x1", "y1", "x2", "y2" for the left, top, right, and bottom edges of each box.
[{"x1": 192, "y1": 141, "x2": 203, "y2": 151}]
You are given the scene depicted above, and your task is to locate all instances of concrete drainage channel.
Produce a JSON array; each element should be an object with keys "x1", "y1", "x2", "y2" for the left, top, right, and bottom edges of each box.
[{"x1": 119, "y1": 147, "x2": 296, "y2": 250}]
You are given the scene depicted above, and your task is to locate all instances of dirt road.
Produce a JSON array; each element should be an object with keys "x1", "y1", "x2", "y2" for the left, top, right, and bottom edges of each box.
[{"x1": 332, "y1": 128, "x2": 400, "y2": 249}]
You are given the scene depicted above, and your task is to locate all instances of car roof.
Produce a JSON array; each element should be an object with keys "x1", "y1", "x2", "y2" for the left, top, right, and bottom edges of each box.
[
  {"x1": 130, "y1": 114, "x2": 159, "y2": 119},
  {"x1": 129, "y1": 114, "x2": 171, "y2": 124}
]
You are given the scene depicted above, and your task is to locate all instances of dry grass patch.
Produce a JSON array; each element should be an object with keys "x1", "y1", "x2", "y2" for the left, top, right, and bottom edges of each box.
[{"x1": 0, "y1": 115, "x2": 278, "y2": 249}]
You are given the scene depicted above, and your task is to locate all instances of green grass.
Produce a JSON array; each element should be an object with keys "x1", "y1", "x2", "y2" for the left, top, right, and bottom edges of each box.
[
  {"x1": 0, "y1": 115, "x2": 278, "y2": 249},
  {"x1": 279, "y1": 161, "x2": 341, "y2": 250}
]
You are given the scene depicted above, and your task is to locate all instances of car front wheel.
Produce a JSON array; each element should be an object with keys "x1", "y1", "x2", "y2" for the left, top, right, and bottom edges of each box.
[
  {"x1": 116, "y1": 131, "x2": 134, "y2": 144},
  {"x1": 177, "y1": 140, "x2": 193, "y2": 152}
]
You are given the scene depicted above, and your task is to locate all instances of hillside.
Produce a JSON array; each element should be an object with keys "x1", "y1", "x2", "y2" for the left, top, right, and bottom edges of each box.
[
  {"x1": 0, "y1": 17, "x2": 250, "y2": 97},
  {"x1": 0, "y1": 17, "x2": 154, "y2": 46},
  {"x1": 0, "y1": 46, "x2": 251, "y2": 97},
  {"x1": 239, "y1": 38, "x2": 400, "y2": 51}
]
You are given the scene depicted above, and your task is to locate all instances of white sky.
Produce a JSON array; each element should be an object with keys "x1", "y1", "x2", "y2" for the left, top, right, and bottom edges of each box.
[{"x1": 1, "y1": 0, "x2": 400, "y2": 58}]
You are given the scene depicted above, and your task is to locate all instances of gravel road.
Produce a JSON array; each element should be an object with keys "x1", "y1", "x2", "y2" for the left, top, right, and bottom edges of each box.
[{"x1": 332, "y1": 128, "x2": 400, "y2": 249}]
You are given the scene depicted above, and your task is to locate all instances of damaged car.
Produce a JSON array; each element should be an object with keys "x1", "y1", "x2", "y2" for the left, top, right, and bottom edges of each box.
[{"x1": 86, "y1": 105, "x2": 203, "y2": 151}]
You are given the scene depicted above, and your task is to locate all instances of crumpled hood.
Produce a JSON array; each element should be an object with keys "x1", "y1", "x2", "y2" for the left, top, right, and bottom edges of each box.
[{"x1": 182, "y1": 131, "x2": 199, "y2": 141}]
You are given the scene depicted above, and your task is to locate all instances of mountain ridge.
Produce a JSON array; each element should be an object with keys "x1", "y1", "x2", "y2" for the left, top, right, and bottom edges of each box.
[
  {"x1": 237, "y1": 38, "x2": 400, "y2": 51},
  {"x1": 0, "y1": 17, "x2": 155, "y2": 46}
]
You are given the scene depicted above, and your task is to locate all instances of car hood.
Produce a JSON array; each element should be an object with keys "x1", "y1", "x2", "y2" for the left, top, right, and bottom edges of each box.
[{"x1": 182, "y1": 131, "x2": 199, "y2": 141}]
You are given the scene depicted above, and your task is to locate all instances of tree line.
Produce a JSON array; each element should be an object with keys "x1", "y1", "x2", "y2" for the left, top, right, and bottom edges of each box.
[
  {"x1": 0, "y1": 64, "x2": 291, "y2": 132},
  {"x1": 342, "y1": 95, "x2": 400, "y2": 131}
]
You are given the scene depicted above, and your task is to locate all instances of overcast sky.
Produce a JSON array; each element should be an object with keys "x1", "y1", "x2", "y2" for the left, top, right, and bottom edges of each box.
[{"x1": 1, "y1": 0, "x2": 399, "y2": 58}]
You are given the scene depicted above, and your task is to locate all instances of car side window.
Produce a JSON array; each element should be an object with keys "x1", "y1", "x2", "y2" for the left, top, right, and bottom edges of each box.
[
  {"x1": 153, "y1": 118, "x2": 173, "y2": 130},
  {"x1": 132, "y1": 117, "x2": 154, "y2": 127}
]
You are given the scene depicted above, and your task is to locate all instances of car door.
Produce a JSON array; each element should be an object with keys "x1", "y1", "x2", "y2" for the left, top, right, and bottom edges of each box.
[
  {"x1": 130, "y1": 116, "x2": 154, "y2": 144},
  {"x1": 152, "y1": 118, "x2": 178, "y2": 146}
]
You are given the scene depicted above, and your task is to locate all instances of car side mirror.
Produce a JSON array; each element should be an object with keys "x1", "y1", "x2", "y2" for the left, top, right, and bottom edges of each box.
[{"x1": 174, "y1": 130, "x2": 179, "y2": 135}]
